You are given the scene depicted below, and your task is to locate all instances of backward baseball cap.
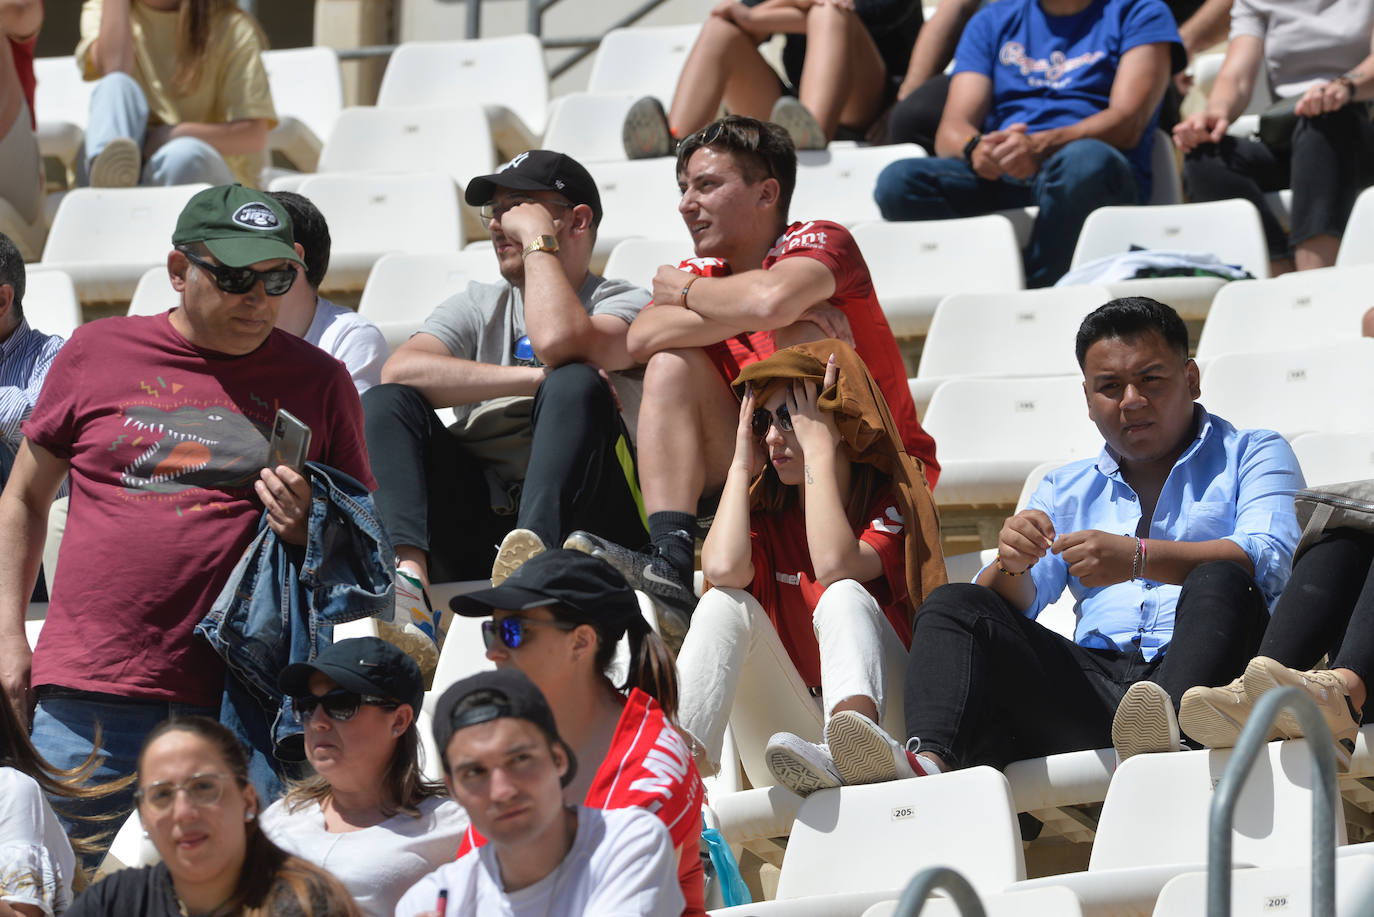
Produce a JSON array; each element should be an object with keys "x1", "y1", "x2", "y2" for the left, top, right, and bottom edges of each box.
[{"x1": 172, "y1": 184, "x2": 304, "y2": 269}]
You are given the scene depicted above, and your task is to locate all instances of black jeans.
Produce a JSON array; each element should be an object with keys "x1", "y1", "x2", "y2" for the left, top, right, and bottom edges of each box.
[
  {"x1": 885, "y1": 73, "x2": 948, "y2": 152},
  {"x1": 1257, "y1": 528, "x2": 1374, "y2": 688},
  {"x1": 363, "y1": 363, "x2": 648, "y2": 581},
  {"x1": 904, "y1": 561, "x2": 1269, "y2": 769},
  {"x1": 1182, "y1": 105, "x2": 1374, "y2": 259}
]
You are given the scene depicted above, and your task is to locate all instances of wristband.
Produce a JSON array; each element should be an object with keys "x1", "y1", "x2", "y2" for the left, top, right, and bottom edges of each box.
[
  {"x1": 962, "y1": 132, "x2": 982, "y2": 168},
  {"x1": 681, "y1": 274, "x2": 698, "y2": 306},
  {"x1": 995, "y1": 553, "x2": 1032, "y2": 577}
]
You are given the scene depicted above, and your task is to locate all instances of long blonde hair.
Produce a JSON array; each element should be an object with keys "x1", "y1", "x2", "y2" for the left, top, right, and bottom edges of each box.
[{"x1": 172, "y1": 0, "x2": 267, "y2": 94}]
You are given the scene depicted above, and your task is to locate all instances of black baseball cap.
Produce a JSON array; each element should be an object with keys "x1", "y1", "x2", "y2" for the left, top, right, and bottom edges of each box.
[
  {"x1": 278, "y1": 637, "x2": 424, "y2": 714},
  {"x1": 449, "y1": 549, "x2": 643, "y2": 638},
  {"x1": 172, "y1": 184, "x2": 304, "y2": 269},
  {"x1": 432, "y1": 668, "x2": 577, "y2": 785},
  {"x1": 464, "y1": 150, "x2": 603, "y2": 227}
]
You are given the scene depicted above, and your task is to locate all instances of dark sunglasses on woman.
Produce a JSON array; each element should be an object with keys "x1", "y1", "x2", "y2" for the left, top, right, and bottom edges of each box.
[
  {"x1": 293, "y1": 689, "x2": 399, "y2": 722},
  {"x1": 751, "y1": 403, "x2": 794, "y2": 438},
  {"x1": 481, "y1": 616, "x2": 578, "y2": 650}
]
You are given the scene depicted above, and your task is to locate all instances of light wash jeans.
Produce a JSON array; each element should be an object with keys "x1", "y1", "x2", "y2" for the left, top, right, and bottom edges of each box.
[
  {"x1": 80, "y1": 72, "x2": 234, "y2": 186},
  {"x1": 677, "y1": 580, "x2": 908, "y2": 774}
]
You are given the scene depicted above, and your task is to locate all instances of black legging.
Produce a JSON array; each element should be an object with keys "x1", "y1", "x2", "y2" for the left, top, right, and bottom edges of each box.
[
  {"x1": 1256, "y1": 527, "x2": 1374, "y2": 688},
  {"x1": 903, "y1": 561, "x2": 1270, "y2": 769},
  {"x1": 363, "y1": 363, "x2": 648, "y2": 581}
]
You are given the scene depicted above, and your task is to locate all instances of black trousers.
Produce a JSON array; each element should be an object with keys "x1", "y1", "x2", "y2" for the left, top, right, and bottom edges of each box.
[
  {"x1": 1182, "y1": 105, "x2": 1374, "y2": 259},
  {"x1": 362, "y1": 363, "x2": 648, "y2": 582},
  {"x1": 885, "y1": 73, "x2": 948, "y2": 152},
  {"x1": 1258, "y1": 527, "x2": 1374, "y2": 688},
  {"x1": 904, "y1": 561, "x2": 1269, "y2": 769}
]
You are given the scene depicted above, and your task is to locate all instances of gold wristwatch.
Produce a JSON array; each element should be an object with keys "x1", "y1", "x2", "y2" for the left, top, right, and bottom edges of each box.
[{"x1": 522, "y1": 234, "x2": 559, "y2": 258}]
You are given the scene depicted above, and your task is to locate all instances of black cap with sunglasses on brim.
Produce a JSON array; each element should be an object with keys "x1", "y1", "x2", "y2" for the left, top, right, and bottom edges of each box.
[
  {"x1": 432, "y1": 668, "x2": 578, "y2": 787},
  {"x1": 464, "y1": 150, "x2": 604, "y2": 227},
  {"x1": 278, "y1": 636, "x2": 425, "y2": 717}
]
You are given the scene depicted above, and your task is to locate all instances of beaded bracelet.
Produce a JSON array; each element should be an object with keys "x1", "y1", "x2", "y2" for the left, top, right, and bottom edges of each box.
[{"x1": 995, "y1": 553, "x2": 1033, "y2": 577}]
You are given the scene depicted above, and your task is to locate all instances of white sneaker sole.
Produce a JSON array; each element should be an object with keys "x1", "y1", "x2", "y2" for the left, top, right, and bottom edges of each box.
[
  {"x1": 491, "y1": 529, "x2": 546, "y2": 586},
  {"x1": 1112, "y1": 682, "x2": 1178, "y2": 761},
  {"x1": 765, "y1": 746, "x2": 839, "y2": 797},
  {"x1": 827, "y1": 711, "x2": 906, "y2": 785},
  {"x1": 89, "y1": 137, "x2": 141, "y2": 188}
]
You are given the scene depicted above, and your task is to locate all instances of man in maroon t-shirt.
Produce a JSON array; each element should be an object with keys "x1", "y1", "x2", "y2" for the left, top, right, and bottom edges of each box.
[
  {"x1": 566, "y1": 114, "x2": 938, "y2": 623},
  {"x1": 0, "y1": 185, "x2": 373, "y2": 854}
]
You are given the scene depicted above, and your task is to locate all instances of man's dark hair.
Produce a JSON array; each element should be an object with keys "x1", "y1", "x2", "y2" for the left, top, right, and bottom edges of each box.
[
  {"x1": 267, "y1": 191, "x2": 330, "y2": 290},
  {"x1": 676, "y1": 115, "x2": 797, "y2": 225},
  {"x1": 1075, "y1": 296, "x2": 1189, "y2": 369},
  {"x1": 0, "y1": 231, "x2": 24, "y2": 325}
]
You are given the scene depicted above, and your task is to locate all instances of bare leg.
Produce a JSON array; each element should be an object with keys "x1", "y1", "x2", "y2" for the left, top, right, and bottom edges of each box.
[
  {"x1": 832, "y1": 695, "x2": 881, "y2": 722},
  {"x1": 1335, "y1": 667, "x2": 1367, "y2": 715},
  {"x1": 637, "y1": 347, "x2": 741, "y2": 516},
  {"x1": 796, "y1": 3, "x2": 887, "y2": 138},
  {"x1": 669, "y1": 17, "x2": 784, "y2": 137},
  {"x1": 1294, "y1": 233, "x2": 1339, "y2": 271},
  {"x1": 1269, "y1": 256, "x2": 1295, "y2": 276},
  {"x1": 396, "y1": 546, "x2": 430, "y2": 592},
  {"x1": 1363, "y1": 306, "x2": 1374, "y2": 338}
]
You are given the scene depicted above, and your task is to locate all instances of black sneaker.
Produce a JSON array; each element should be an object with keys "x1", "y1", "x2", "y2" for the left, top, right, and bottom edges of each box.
[
  {"x1": 562, "y1": 530, "x2": 696, "y2": 616},
  {"x1": 622, "y1": 96, "x2": 675, "y2": 160}
]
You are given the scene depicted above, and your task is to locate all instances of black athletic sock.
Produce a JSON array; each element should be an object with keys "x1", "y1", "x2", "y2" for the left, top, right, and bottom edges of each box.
[{"x1": 647, "y1": 511, "x2": 696, "y2": 582}]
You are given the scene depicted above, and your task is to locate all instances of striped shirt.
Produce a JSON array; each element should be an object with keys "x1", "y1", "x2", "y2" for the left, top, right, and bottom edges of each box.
[{"x1": 1, "y1": 318, "x2": 63, "y2": 455}]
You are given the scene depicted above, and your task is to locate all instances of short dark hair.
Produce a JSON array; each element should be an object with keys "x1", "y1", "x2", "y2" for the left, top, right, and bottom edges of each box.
[
  {"x1": 676, "y1": 115, "x2": 797, "y2": 226},
  {"x1": 0, "y1": 231, "x2": 25, "y2": 325},
  {"x1": 267, "y1": 191, "x2": 330, "y2": 290},
  {"x1": 1075, "y1": 296, "x2": 1189, "y2": 369}
]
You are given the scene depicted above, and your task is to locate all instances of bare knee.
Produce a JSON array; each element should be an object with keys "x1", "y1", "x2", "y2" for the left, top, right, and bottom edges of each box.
[
  {"x1": 805, "y1": 1, "x2": 857, "y2": 32},
  {"x1": 643, "y1": 348, "x2": 707, "y2": 406},
  {"x1": 1364, "y1": 306, "x2": 1374, "y2": 339}
]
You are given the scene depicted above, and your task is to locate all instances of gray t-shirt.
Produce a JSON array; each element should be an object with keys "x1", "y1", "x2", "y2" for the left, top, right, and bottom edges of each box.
[
  {"x1": 419, "y1": 273, "x2": 648, "y2": 436},
  {"x1": 1231, "y1": 0, "x2": 1374, "y2": 98}
]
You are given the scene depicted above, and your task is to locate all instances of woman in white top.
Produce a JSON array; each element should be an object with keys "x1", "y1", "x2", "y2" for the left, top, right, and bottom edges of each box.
[
  {"x1": 1174, "y1": 0, "x2": 1374, "y2": 273},
  {"x1": 259, "y1": 638, "x2": 468, "y2": 917}
]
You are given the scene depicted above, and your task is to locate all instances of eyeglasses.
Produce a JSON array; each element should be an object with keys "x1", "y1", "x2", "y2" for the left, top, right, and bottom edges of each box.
[
  {"x1": 481, "y1": 616, "x2": 578, "y2": 650},
  {"x1": 293, "y1": 689, "x2": 399, "y2": 723},
  {"x1": 136, "y1": 772, "x2": 239, "y2": 811},
  {"x1": 479, "y1": 196, "x2": 574, "y2": 228},
  {"x1": 751, "y1": 404, "x2": 793, "y2": 438},
  {"x1": 179, "y1": 247, "x2": 298, "y2": 296}
]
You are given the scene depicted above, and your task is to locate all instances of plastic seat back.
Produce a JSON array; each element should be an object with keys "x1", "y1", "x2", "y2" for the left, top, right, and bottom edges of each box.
[
  {"x1": 376, "y1": 36, "x2": 548, "y2": 135},
  {"x1": 1195, "y1": 265, "x2": 1374, "y2": 361},
  {"x1": 602, "y1": 237, "x2": 685, "y2": 287},
  {"x1": 261, "y1": 46, "x2": 344, "y2": 148},
  {"x1": 23, "y1": 269, "x2": 81, "y2": 339},
  {"x1": 922, "y1": 375, "x2": 1100, "y2": 466},
  {"x1": 586, "y1": 158, "x2": 688, "y2": 258},
  {"x1": 1070, "y1": 199, "x2": 1271, "y2": 279},
  {"x1": 1290, "y1": 432, "x2": 1374, "y2": 488},
  {"x1": 543, "y1": 91, "x2": 639, "y2": 164},
  {"x1": 357, "y1": 249, "x2": 501, "y2": 351},
  {"x1": 587, "y1": 24, "x2": 701, "y2": 105},
  {"x1": 318, "y1": 106, "x2": 496, "y2": 193},
  {"x1": 33, "y1": 55, "x2": 93, "y2": 129},
  {"x1": 1337, "y1": 186, "x2": 1374, "y2": 267},
  {"x1": 792, "y1": 144, "x2": 927, "y2": 229},
  {"x1": 1201, "y1": 339, "x2": 1374, "y2": 439}
]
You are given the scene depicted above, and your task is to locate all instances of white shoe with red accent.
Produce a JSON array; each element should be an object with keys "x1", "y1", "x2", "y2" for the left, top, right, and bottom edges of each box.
[{"x1": 825, "y1": 710, "x2": 928, "y2": 785}]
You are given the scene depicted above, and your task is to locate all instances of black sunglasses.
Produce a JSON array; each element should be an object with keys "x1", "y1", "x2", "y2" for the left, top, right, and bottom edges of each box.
[
  {"x1": 751, "y1": 404, "x2": 793, "y2": 438},
  {"x1": 180, "y1": 247, "x2": 298, "y2": 296},
  {"x1": 481, "y1": 616, "x2": 578, "y2": 650},
  {"x1": 293, "y1": 689, "x2": 399, "y2": 722}
]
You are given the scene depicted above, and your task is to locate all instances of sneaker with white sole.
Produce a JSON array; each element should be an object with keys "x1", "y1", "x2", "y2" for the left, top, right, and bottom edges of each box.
[
  {"x1": 825, "y1": 710, "x2": 927, "y2": 785},
  {"x1": 770, "y1": 96, "x2": 827, "y2": 151},
  {"x1": 622, "y1": 96, "x2": 675, "y2": 160},
  {"x1": 764, "y1": 732, "x2": 841, "y2": 797},
  {"x1": 89, "y1": 137, "x2": 141, "y2": 188},
  {"x1": 491, "y1": 528, "x2": 546, "y2": 586},
  {"x1": 380, "y1": 568, "x2": 441, "y2": 680},
  {"x1": 1112, "y1": 680, "x2": 1181, "y2": 762},
  {"x1": 1243, "y1": 656, "x2": 1363, "y2": 771}
]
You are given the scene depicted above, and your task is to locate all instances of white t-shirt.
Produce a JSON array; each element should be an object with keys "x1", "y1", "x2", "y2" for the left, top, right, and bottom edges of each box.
[
  {"x1": 0, "y1": 768, "x2": 77, "y2": 917},
  {"x1": 395, "y1": 806, "x2": 685, "y2": 917},
  {"x1": 303, "y1": 296, "x2": 389, "y2": 395},
  {"x1": 1231, "y1": 0, "x2": 1374, "y2": 98},
  {"x1": 260, "y1": 794, "x2": 468, "y2": 917}
]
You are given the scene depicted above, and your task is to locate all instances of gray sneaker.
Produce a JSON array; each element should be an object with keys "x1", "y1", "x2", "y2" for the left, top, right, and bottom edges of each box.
[
  {"x1": 765, "y1": 732, "x2": 841, "y2": 797},
  {"x1": 770, "y1": 96, "x2": 826, "y2": 151},
  {"x1": 622, "y1": 96, "x2": 674, "y2": 160},
  {"x1": 1112, "y1": 680, "x2": 1181, "y2": 762},
  {"x1": 562, "y1": 530, "x2": 696, "y2": 616},
  {"x1": 89, "y1": 137, "x2": 141, "y2": 188}
]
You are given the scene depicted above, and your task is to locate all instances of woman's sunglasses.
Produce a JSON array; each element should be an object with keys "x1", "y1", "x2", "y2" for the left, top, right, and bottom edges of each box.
[
  {"x1": 481, "y1": 616, "x2": 578, "y2": 650},
  {"x1": 293, "y1": 689, "x2": 399, "y2": 722},
  {"x1": 179, "y1": 247, "x2": 298, "y2": 296},
  {"x1": 751, "y1": 404, "x2": 793, "y2": 438}
]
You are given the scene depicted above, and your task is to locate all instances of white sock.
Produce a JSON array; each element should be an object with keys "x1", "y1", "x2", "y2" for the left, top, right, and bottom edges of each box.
[{"x1": 913, "y1": 753, "x2": 943, "y2": 775}]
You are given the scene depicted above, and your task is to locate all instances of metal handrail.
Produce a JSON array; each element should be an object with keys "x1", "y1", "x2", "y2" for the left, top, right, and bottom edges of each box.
[
  {"x1": 888, "y1": 866, "x2": 988, "y2": 917},
  {"x1": 1207, "y1": 685, "x2": 1339, "y2": 917}
]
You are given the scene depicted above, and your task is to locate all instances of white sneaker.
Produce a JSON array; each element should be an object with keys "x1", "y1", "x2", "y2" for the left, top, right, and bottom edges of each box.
[
  {"x1": 764, "y1": 732, "x2": 841, "y2": 797},
  {"x1": 825, "y1": 710, "x2": 926, "y2": 785},
  {"x1": 1112, "y1": 680, "x2": 1181, "y2": 762},
  {"x1": 491, "y1": 528, "x2": 546, "y2": 586}
]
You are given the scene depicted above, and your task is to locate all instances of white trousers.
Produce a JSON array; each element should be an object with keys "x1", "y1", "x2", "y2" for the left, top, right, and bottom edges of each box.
[{"x1": 677, "y1": 580, "x2": 908, "y2": 773}]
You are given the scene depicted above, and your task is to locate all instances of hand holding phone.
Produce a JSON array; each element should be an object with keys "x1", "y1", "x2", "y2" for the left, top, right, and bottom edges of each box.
[{"x1": 267, "y1": 408, "x2": 312, "y2": 472}]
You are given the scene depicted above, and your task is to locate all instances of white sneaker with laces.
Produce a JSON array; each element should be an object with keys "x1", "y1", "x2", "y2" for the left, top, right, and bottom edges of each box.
[
  {"x1": 764, "y1": 732, "x2": 841, "y2": 797},
  {"x1": 825, "y1": 710, "x2": 925, "y2": 785}
]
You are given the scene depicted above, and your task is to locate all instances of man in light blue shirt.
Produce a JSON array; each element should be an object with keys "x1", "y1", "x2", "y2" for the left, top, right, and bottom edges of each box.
[{"x1": 823, "y1": 297, "x2": 1304, "y2": 784}]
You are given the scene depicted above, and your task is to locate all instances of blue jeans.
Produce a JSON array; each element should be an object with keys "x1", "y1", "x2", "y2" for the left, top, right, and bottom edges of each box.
[
  {"x1": 79, "y1": 72, "x2": 235, "y2": 187},
  {"x1": 30, "y1": 689, "x2": 216, "y2": 870},
  {"x1": 873, "y1": 138, "x2": 1141, "y2": 287}
]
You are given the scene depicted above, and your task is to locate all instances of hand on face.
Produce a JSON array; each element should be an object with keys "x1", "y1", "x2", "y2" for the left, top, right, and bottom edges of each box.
[
  {"x1": 1052, "y1": 529, "x2": 1137, "y2": 587},
  {"x1": 494, "y1": 200, "x2": 559, "y2": 249},
  {"x1": 785, "y1": 354, "x2": 841, "y2": 456},
  {"x1": 734, "y1": 384, "x2": 767, "y2": 479}
]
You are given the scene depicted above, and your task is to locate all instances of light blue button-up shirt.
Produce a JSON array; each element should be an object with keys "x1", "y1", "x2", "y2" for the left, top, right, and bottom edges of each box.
[{"x1": 1014, "y1": 405, "x2": 1303, "y2": 660}]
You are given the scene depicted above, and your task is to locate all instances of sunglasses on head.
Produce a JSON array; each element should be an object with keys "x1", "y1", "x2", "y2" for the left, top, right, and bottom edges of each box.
[
  {"x1": 751, "y1": 404, "x2": 793, "y2": 438},
  {"x1": 293, "y1": 689, "x2": 399, "y2": 723},
  {"x1": 481, "y1": 616, "x2": 578, "y2": 650},
  {"x1": 179, "y1": 247, "x2": 298, "y2": 296}
]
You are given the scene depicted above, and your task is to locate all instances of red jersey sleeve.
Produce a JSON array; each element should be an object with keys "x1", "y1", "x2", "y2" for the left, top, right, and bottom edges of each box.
[
  {"x1": 859, "y1": 495, "x2": 908, "y2": 610},
  {"x1": 764, "y1": 221, "x2": 869, "y2": 302}
]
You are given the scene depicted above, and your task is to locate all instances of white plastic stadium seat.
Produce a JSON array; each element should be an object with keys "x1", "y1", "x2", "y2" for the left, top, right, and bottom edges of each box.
[
  {"x1": 910, "y1": 286, "x2": 1109, "y2": 415},
  {"x1": 291, "y1": 172, "x2": 463, "y2": 293},
  {"x1": 33, "y1": 55, "x2": 93, "y2": 171},
  {"x1": 1337, "y1": 186, "x2": 1374, "y2": 267},
  {"x1": 1194, "y1": 264, "x2": 1374, "y2": 361},
  {"x1": 358, "y1": 250, "x2": 503, "y2": 351},
  {"x1": 863, "y1": 886, "x2": 1084, "y2": 917},
  {"x1": 920, "y1": 375, "x2": 1101, "y2": 508},
  {"x1": 850, "y1": 217, "x2": 1024, "y2": 340},
  {"x1": 1201, "y1": 339, "x2": 1374, "y2": 439},
  {"x1": 792, "y1": 144, "x2": 926, "y2": 228},
  {"x1": 1067, "y1": 198, "x2": 1271, "y2": 320},
  {"x1": 98, "y1": 809, "x2": 160, "y2": 874},
  {"x1": 586, "y1": 158, "x2": 689, "y2": 263},
  {"x1": 37, "y1": 184, "x2": 210, "y2": 303},
  {"x1": 261, "y1": 47, "x2": 344, "y2": 173},
  {"x1": 1148, "y1": 128, "x2": 1182, "y2": 206},
  {"x1": 22, "y1": 269, "x2": 81, "y2": 339},
  {"x1": 1151, "y1": 853, "x2": 1374, "y2": 917},
  {"x1": 376, "y1": 37, "x2": 548, "y2": 155},
  {"x1": 1290, "y1": 432, "x2": 1374, "y2": 488},
  {"x1": 587, "y1": 24, "x2": 701, "y2": 108},
  {"x1": 542, "y1": 92, "x2": 640, "y2": 164},
  {"x1": 601, "y1": 237, "x2": 685, "y2": 287},
  {"x1": 126, "y1": 265, "x2": 178, "y2": 317}
]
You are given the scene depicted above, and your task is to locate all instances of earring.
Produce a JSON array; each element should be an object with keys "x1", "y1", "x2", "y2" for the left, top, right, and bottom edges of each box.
[
  {"x1": 141, "y1": 829, "x2": 150, "y2": 839},
  {"x1": 245, "y1": 811, "x2": 255, "y2": 822}
]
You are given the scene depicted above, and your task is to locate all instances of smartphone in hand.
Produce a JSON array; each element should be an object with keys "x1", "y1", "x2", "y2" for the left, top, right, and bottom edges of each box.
[{"x1": 267, "y1": 408, "x2": 312, "y2": 472}]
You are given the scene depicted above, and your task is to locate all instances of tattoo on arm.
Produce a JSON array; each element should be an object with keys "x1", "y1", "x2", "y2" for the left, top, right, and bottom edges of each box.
[{"x1": 804, "y1": 464, "x2": 813, "y2": 484}]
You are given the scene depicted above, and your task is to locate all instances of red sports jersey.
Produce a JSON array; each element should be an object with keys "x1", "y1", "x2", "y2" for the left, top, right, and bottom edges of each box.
[
  {"x1": 456, "y1": 689, "x2": 706, "y2": 915},
  {"x1": 686, "y1": 221, "x2": 939, "y2": 485}
]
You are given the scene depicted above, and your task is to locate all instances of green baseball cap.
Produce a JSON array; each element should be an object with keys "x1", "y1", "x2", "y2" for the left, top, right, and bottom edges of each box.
[{"x1": 172, "y1": 184, "x2": 304, "y2": 269}]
